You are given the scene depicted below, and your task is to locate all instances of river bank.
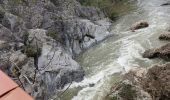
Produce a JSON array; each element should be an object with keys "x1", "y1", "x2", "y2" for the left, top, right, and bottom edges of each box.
[{"x1": 58, "y1": 0, "x2": 170, "y2": 100}]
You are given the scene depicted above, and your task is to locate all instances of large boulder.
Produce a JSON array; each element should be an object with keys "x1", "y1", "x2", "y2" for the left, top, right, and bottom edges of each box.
[
  {"x1": 142, "y1": 63, "x2": 170, "y2": 100},
  {"x1": 108, "y1": 63, "x2": 170, "y2": 100},
  {"x1": 26, "y1": 29, "x2": 85, "y2": 99},
  {"x1": 130, "y1": 20, "x2": 149, "y2": 32}
]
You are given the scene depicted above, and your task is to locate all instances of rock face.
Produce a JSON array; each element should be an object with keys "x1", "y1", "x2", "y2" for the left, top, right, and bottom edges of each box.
[
  {"x1": 130, "y1": 20, "x2": 149, "y2": 32},
  {"x1": 0, "y1": 0, "x2": 112, "y2": 99},
  {"x1": 143, "y1": 43, "x2": 170, "y2": 61}
]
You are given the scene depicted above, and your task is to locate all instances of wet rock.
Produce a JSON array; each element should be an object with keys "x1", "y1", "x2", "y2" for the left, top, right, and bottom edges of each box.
[
  {"x1": 89, "y1": 83, "x2": 95, "y2": 87},
  {"x1": 143, "y1": 49, "x2": 159, "y2": 59},
  {"x1": 130, "y1": 20, "x2": 149, "y2": 32},
  {"x1": 143, "y1": 43, "x2": 170, "y2": 61},
  {"x1": 159, "y1": 32, "x2": 170, "y2": 40}
]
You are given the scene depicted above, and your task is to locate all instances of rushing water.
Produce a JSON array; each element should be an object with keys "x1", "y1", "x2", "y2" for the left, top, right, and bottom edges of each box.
[{"x1": 58, "y1": 0, "x2": 170, "y2": 100}]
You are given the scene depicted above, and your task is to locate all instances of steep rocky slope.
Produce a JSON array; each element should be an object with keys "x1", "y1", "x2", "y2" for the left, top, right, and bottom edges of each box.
[{"x1": 0, "y1": 0, "x2": 112, "y2": 99}]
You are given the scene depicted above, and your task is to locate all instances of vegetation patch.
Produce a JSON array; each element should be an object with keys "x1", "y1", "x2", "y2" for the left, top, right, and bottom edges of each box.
[
  {"x1": 24, "y1": 45, "x2": 41, "y2": 58},
  {"x1": 79, "y1": 0, "x2": 136, "y2": 21}
]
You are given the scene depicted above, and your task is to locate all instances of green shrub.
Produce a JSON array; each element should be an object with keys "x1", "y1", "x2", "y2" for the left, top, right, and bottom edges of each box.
[
  {"x1": 25, "y1": 45, "x2": 41, "y2": 58},
  {"x1": 109, "y1": 12, "x2": 119, "y2": 21},
  {"x1": 79, "y1": 0, "x2": 135, "y2": 21}
]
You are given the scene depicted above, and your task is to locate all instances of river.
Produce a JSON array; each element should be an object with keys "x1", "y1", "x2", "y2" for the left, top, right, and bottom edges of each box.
[{"x1": 58, "y1": 0, "x2": 170, "y2": 100}]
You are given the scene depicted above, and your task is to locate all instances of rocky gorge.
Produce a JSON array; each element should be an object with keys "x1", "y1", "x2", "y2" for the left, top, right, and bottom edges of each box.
[
  {"x1": 1, "y1": 0, "x2": 170, "y2": 100},
  {"x1": 0, "y1": 0, "x2": 113, "y2": 99}
]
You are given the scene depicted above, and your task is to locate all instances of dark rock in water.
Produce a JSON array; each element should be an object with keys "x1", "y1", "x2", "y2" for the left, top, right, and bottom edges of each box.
[
  {"x1": 159, "y1": 32, "x2": 170, "y2": 40},
  {"x1": 143, "y1": 49, "x2": 159, "y2": 59},
  {"x1": 89, "y1": 83, "x2": 95, "y2": 87},
  {"x1": 130, "y1": 20, "x2": 149, "y2": 32},
  {"x1": 161, "y1": 3, "x2": 170, "y2": 6},
  {"x1": 143, "y1": 43, "x2": 170, "y2": 61}
]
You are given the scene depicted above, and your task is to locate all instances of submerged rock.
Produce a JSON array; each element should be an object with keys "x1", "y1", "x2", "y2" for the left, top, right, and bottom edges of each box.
[{"x1": 130, "y1": 20, "x2": 149, "y2": 32}]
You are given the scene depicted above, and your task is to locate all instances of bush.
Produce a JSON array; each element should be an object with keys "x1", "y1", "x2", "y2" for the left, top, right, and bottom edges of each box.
[
  {"x1": 109, "y1": 12, "x2": 119, "y2": 21},
  {"x1": 78, "y1": 0, "x2": 135, "y2": 21},
  {"x1": 25, "y1": 45, "x2": 41, "y2": 58}
]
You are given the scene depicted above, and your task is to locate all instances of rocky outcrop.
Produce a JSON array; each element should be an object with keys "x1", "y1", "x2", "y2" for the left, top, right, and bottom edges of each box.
[
  {"x1": 142, "y1": 63, "x2": 170, "y2": 100},
  {"x1": 130, "y1": 20, "x2": 149, "y2": 32},
  {"x1": 0, "y1": 0, "x2": 112, "y2": 99},
  {"x1": 107, "y1": 68, "x2": 151, "y2": 100},
  {"x1": 108, "y1": 63, "x2": 170, "y2": 100},
  {"x1": 143, "y1": 43, "x2": 170, "y2": 61},
  {"x1": 159, "y1": 32, "x2": 170, "y2": 40}
]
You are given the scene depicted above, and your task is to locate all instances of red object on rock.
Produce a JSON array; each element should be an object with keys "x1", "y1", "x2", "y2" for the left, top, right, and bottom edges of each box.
[{"x1": 0, "y1": 70, "x2": 34, "y2": 100}]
